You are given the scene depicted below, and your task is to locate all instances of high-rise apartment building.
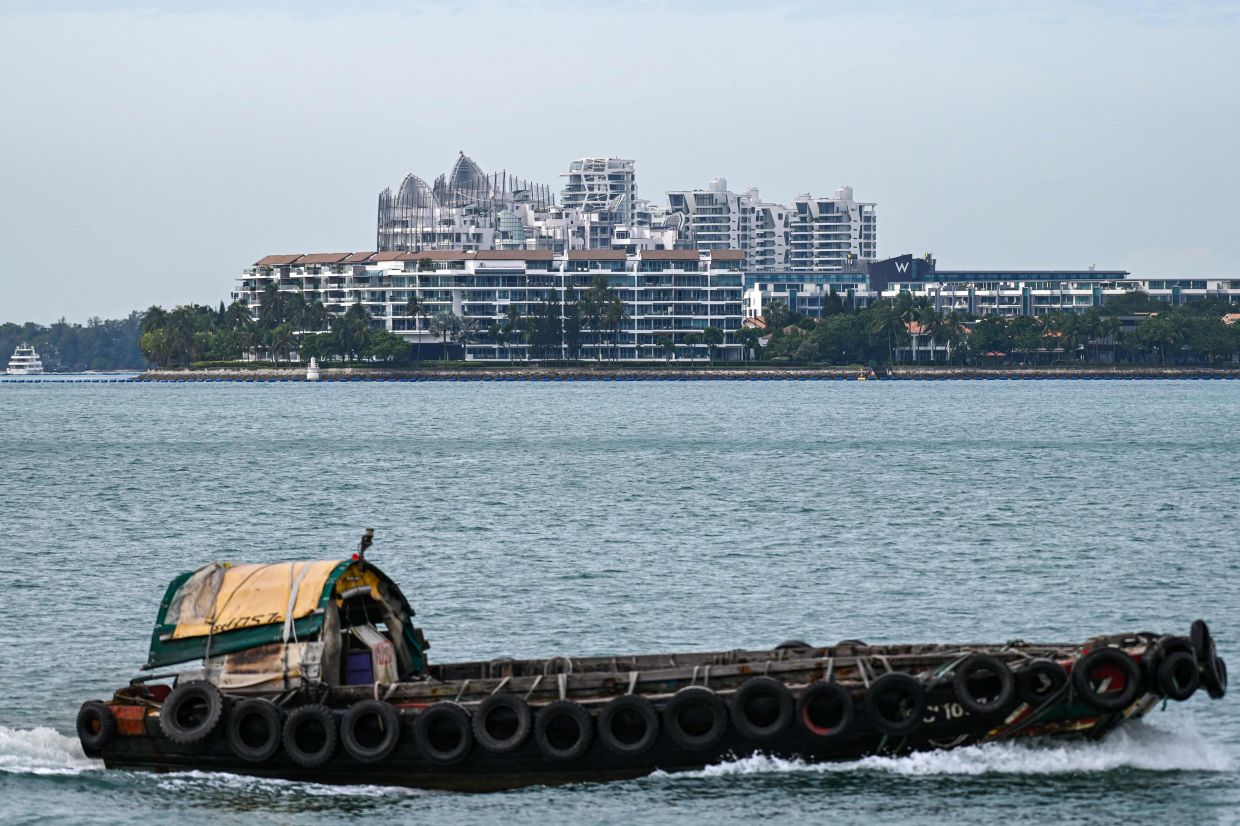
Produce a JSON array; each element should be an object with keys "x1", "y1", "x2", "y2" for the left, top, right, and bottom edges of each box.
[
  {"x1": 376, "y1": 152, "x2": 876, "y2": 268},
  {"x1": 788, "y1": 187, "x2": 877, "y2": 271},
  {"x1": 668, "y1": 180, "x2": 874, "y2": 272},
  {"x1": 559, "y1": 157, "x2": 638, "y2": 220}
]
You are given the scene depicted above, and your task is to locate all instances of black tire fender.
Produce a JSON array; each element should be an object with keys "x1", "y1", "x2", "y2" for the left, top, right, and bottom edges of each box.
[
  {"x1": 1204, "y1": 656, "x2": 1227, "y2": 700},
  {"x1": 597, "y1": 695, "x2": 659, "y2": 757},
  {"x1": 534, "y1": 700, "x2": 594, "y2": 761},
  {"x1": 796, "y1": 682, "x2": 855, "y2": 739},
  {"x1": 952, "y1": 654, "x2": 1015, "y2": 717},
  {"x1": 775, "y1": 640, "x2": 812, "y2": 651},
  {"x1": 1017, "y1": 659, "x2": 1068, "y2": 706},
  {"x1": 1071, "y1": 648, "x2": 1141, "y2": 712},
  {"x1": 1157, "y1": 651, "x2": 1200, "y2": 702},
  {"x1": 1160, "y1": 636, "x2": 1196, "y2": 657},
  {"x1": 227, "y1": 698, "x2": 283, "y2": 763},
  {"x1": 729, "y1": 677, "x2": 794, "y2": 740},
  {"x1": 864, "y1": 672, "x2": 926, "y2": 737},
  {"x1": 1190, "y1": 619, "x2": 1213, "y2": 665},
  {"x1": 282, "y1": 704, "x2": 338, "y2": 768},
  {"x1": 1140, "y1": 644, "x2": 1163, "y2": 692},
  {"x1": 414, "y1": 702, "x2": 473, "y2": 766},
  {"x1": 663, "y1": 686, "x2": 728, "y2": 751},
  {"x1": 471, "y1": 694, "x2": 532, "y2": 754},
  {"x1": 159, "y1": 681, "x2": 225, "y2": 745},
  {"x1": 341, "y1": 700, "x2": 402, "y2": 764},
  {"x1": 76, "y1": 701, "x2": 115, "y2": 757}
]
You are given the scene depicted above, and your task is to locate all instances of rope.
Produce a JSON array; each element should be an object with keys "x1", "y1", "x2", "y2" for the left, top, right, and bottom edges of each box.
[
  {"x1": 557, "y1": 673, "x2": 567, "y2": 700},
  {"x1": 453, "y1": 679, "x2": 470, "y2": 702},
  {"x1": 627, "y1": 671, "x2": 639, "y2": 695},
  {"x1": 490, "y1": 676, "x2": 511, "y2": 696},
  {"x1": 925, "y1": 652, "x2": 973, "y2": 688},
  {"x1": 524, "y1": 675, "x2": 543, "y2": 700},
  {"x1": 856, "y1": 658, "x2": 872, "y2": 688}
]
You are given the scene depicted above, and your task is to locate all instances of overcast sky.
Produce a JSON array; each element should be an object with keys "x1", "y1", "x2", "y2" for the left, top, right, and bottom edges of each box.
[{"x1": 1, "y1": 0, "x2": 1237, "y2": 323}]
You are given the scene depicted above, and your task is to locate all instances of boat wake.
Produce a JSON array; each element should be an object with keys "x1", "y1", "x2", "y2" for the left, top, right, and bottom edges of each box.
[
  {"x1": 0, "y1": 726, "x2": 101, "y2": 776},
  {"x1": 677, "y1": 723, "x2": 1233, "y2": 779},
  {"x1": 153, "y1": 770, "x2": 424, "y2": 798}
]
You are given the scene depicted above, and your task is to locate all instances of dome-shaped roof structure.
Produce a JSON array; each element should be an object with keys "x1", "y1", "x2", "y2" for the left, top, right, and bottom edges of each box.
[
  {"x1": 396, "y1": 174, "x2": 436, "y2": 210},
  {"x1": 448, "y1": 153, "x2": 488, "y2": 194}
]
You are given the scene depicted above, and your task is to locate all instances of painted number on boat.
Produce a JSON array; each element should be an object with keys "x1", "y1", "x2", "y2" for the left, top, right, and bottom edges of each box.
[{"x1": 923, "y1": 702, "x2": 966, "y2": 724}]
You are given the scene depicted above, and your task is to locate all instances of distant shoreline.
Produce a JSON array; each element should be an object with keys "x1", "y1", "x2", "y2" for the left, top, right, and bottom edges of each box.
[{"x1": 126, "y1": 365, "x2": 1240, "y2": 382}]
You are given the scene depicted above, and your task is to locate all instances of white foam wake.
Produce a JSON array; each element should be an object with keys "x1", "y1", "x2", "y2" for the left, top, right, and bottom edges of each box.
[
  {"x1": 0, "y1": 726, "x2": 102, "y2": 776},
  {"x1": 679, "y1": 723, "x2": 1234, "y2": 779},
  {"x1": 154, "y1": 770, "x2": 422, "y2": 798}
]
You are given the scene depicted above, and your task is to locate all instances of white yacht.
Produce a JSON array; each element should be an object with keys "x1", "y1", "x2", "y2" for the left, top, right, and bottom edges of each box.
[{"x1": 6, "y1": 344, "x2": 44, "y2": 375}]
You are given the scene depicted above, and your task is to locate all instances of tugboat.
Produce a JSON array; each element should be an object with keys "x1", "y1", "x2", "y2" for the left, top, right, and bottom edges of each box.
[
  {"x1": 6, "y1": 344, "x2": 44, "y2": 375},
  {"x1": 77, "y1": 531, "x2": 1228, "y2": 791}
]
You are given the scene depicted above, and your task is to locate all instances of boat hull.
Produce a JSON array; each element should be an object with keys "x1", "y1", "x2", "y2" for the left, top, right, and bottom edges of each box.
[{"x1": 98, "y1": 687, "x2": 1159, "y2": 792}]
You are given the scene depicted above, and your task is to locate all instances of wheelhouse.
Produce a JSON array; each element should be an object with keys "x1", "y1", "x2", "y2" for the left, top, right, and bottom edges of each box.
[{"x1": 145, "y1": 560, "x2": 428, "y2": 691}]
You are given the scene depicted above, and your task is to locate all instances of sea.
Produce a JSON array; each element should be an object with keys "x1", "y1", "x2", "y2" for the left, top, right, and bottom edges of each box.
[{"x1": 0, "y1": 379, "x2": 1236, "y2": 825}]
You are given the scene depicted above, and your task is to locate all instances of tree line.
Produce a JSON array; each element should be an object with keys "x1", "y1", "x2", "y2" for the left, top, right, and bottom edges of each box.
[
  {"x1": 0, "y1": 314, "x2": 144, "y2": 371},
  {"x1": 137, "y1": 287, "x2": 411, "y2": 367},
  {"x1": 9, "y1": 285, "x2": 1237, "y2": 371},
  {"x1": 759, "y1": 291, "x2": 1240, "y2": 366}
]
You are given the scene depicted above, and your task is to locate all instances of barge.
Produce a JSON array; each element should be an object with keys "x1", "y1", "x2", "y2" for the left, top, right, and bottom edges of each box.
[{"x1": 78, "y1": 537, "x2": 1228, "y2": 791}]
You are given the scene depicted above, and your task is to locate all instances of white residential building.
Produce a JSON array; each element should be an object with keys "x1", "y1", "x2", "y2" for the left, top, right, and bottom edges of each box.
[
  {"x1": 560, "y1": 157, "x2": 638, "y2": 221},
  {"x1": 788, "y1": 187, "x2": 877, "y2": 272},
  {"x1": 233, "y1": 249, "x2": 747, "y2": 361},
  {"x1": 669, "y1": 180, "x2": 874, "y2": 273}
]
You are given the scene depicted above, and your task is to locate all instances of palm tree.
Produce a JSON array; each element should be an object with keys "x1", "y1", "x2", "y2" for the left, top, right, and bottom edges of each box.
[
  {"x1": 703, "y1": 326, "x2": 723, "y2": 364},
  {"x1": 267, "y1": 324, "x2": 294, "y2": 365},
  {"x1": 938, "y1": 311, "x2": 967, "y2": 364},
  {"x1": 165, "y1": 306, "x2": 199, "y2": 366},
  {"x1": 283, "y1": 293, "x2": 309, "y2": 333},
  {"x1": 452, "y1": 317, "x2": 476, "y2": 359},
  {"x1": 915, "y1": 304, "x2": 944, "y2": 363},
  {"x1": 581, "y1": 277, "x2": 610, "y2": 361},
  {"x1": 1099, "y1": 316, "x2": 1123, "y2": 363},
  {"x1": 429, "y1": 311, "x2": 461, "y2": 361},
  {"x1": 504, "y1": 303, "x2": 522, "y2": 361},
  {"x1": 404, "y1": 294, "x2": 425, "y2": 362},
  {"x1": 683, "y1": 331, "x2": 703, "y2": 361},
  {"x1": 225, "y1": 300, "x2": 253, "y2": 332},
  {"x1": 141, "y1": 306, "x2": 168, "y2": 336},
  {"x1": 257, "y1": 283, "x2": 283, "y2": 331},
  {"x1": 305, "y1": 300, "x2": 330, "y2": 333},
  {"x1": 866, "y1": 299, "x2": 905, "y2": 365},
  {"x1": 603, "y1": 294, "x2": 627, "y2": 361}
]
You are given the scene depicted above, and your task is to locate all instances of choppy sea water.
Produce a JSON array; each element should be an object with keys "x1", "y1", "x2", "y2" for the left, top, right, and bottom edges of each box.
[{"x1": 0, "y1": 381, "x2": 1236, "y2": 825}]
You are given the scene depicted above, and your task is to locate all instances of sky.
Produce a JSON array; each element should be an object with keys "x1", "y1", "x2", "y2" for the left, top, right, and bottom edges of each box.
[{"x1": 1, "y1": 0, "x2": 1238, "y2": 324}]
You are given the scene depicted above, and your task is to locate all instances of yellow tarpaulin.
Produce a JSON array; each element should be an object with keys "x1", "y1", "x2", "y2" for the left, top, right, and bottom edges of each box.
[{"x1": 169, "y1": 560, "x2": 343, "y2": 639}]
